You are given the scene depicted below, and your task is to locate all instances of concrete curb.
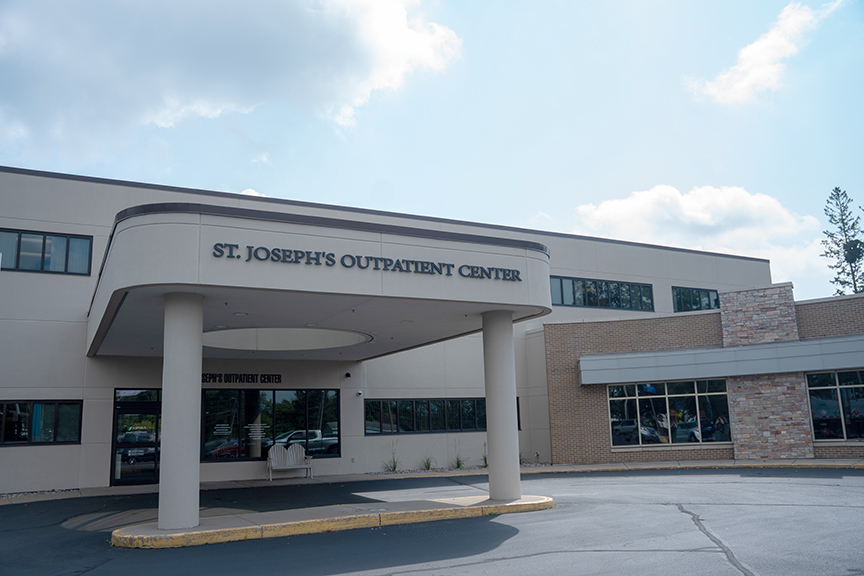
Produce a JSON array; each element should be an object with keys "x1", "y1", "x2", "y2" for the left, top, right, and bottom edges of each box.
[{"x1": 110, "y1": 496, "x2": 554, "y2": 549}]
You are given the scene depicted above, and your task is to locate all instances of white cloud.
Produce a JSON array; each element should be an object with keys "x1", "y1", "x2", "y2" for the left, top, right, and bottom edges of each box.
[
  {"x1": 331, "y1": 1, "x2": 461, "y2": 127},
  {"x1": 240, "y1": 188, "x2": 265, "y2": 197},
  {"x1": 252, "y1": 152, "x2": 271, "y2": 165},
  {"x1": 0, "y1": 0, "x2": 461, "y2": 153},
  {"x1": 572, "y1": 185, "x2": 831, "y2": 299},
  {"x1": 527, "y1": 211, "x2": 554, "y2": 229},
  {"x1": 147, "y1": 98, "x2": 256, "y2": 130},
  {"x1": 687, "y1": 1, "x2": 844, "y2": 104}
]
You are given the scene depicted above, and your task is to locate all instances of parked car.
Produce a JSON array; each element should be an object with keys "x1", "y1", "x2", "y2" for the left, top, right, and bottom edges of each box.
[{"x1": 275, "y1": 429, "x2": 339, "y2": 455}]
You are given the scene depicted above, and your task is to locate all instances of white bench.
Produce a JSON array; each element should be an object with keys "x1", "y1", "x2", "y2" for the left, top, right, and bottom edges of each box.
[{"x1": 267, "y1": 443, "x2": 313, "y2": 480}]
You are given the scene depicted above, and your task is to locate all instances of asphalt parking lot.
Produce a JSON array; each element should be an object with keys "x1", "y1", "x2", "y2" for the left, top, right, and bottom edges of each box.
[{"x1": 1, "y1": 467, "x2": 862, "y2": 576}]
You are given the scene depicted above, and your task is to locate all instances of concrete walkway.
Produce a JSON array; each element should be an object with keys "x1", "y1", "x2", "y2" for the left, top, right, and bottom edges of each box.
[{"x1": 4, "y1": 458, "x2": 863, "y2": 549}]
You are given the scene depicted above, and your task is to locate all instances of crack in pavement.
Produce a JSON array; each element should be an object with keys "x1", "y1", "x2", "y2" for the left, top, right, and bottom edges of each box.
[
  {"x1": 676, "y1": 503, "x2": 755, "y2": 576},
  {"x1": 71, "y1": 555, "x2": 121, "y2": 576}
]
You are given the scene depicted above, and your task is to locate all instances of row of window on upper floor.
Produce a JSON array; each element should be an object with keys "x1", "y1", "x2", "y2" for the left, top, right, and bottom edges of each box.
[
  {"x1": 551, "y1": 276, "x2": 655, "y2": 311},
  {"x1": 672, "y1": 286, "x2": 720, "y2": 313},
  {"x1": 0, "y1": 228, "x2": 92, "y2": 275},
  {"x1": 551, "y1": 276, "x2": 721, "y2": 313},
  {"x1": 0, "y1": 229, "x2": 727, "y2": 314}
]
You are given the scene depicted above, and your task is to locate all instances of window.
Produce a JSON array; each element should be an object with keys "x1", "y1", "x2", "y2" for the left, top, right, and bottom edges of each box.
[
  {"x1": 807, "y1": 371, "x2": 864, "y2": 441},
  {"x1": 202, "y1": 388, "x2": 340, "y2": 460},
  {"x1": 0, "y1": 401, "x2": 83, "y2": 445},
  {"x1": 672, "y1": 287, "x2": 720, "y2": 312},
  {"x1": 608, "y1": 380, "x2": 731, "y2": 447},
  {"x1": 0, "y1": 229, "x2": 92, "y2": 275},
  {"x1": 365, "y1": 398, "x2": 487, "y2": 435},
  {"x1": 551, "y1": 276, "x2": 654, "y2": 311}
]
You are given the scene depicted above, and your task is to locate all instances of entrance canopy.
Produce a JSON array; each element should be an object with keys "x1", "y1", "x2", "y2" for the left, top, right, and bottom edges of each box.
[{"x1": 87, "y1": 203, "x2": 552, "y2": 360}]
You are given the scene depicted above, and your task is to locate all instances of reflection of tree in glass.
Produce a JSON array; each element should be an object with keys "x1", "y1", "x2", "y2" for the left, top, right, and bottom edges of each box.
[
  {"x1": 243, "y1": 390, "x2": 274, "y2": 458},
  {"x1": 203, "y1": 391, "x2": 240, "y2": 459},
  {"x1": 116, "y1": 414, "x2": 158, "y2": 441},
  {"x1": 275, "y1": 391, "x2": 306, "y2": 438}
]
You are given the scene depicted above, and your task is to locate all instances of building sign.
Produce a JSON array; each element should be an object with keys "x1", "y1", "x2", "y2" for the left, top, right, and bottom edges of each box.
[
  {"x1": 201, "y1": 373, "x2": 282, "y2": 384},
  {"x1": 212, "y1": 243, "x2": 522, "y2": 281}
]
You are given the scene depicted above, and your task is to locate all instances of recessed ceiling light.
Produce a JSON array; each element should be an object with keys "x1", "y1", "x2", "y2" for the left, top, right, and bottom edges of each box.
[
  {"x1": 233, "y1": 312, "x2": 248, "y2": 316},
  {"x1": 401, "y1": 320, "x2": 413, "y2": 324}
]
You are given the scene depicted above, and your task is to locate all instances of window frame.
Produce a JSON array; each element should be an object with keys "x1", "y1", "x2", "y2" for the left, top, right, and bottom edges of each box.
[
  {"x1": 551, "y1": 276, "x2": 654, "y2": 312},
  {"x1": 607, "y1": 380, "x2": 731, "y2": 448},
  {"x1": 806, "y1": 370, "x2": 864, "y2": 442},
  {"x1": 0, "y1": 228, "x2": 92, "y2": 275},
  {"x1": 201, "y1": 388, "x2": 341, "y2": 461},
  {"x1": 0, "y1": 400, "x2": 83, "y2": 446},
  {"x1": 671, "y1": 286, "x2": 720, "y2": 313},
  {"x1": 364, "y1": 398, "x2": 487, "y2": 435}
]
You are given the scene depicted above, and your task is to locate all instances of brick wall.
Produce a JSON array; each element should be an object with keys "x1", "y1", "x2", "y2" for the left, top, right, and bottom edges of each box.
[
  {"x1": 721, "y1": 284, "x2": 798, "y2": 346},
  {"x1": 813, "y1": 445, "x2": 864, "y2": 458},
  {"x1": 544, "y1": 313, "x2": 723, "y2": 464},
  {"x1": 544, "y1": 286, "x2": 863, "y2": 465},
  {"x1": 797, "y1": 293, "x2": 864, "y2": 459},
  {"x1": 796, "y1": 293, "x2": 864, "y2": 339},
  {"x1": 726, "y1": 372, "x2": 814, "y2": 459}
]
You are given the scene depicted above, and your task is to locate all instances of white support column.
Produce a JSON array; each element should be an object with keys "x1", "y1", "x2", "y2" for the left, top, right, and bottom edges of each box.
[
  {"x1": 158, "y1": 293, "x2": 204, "y2": 530},
  {"x1": 482, "y1": 310, "x2": 522, "y2": 501}
]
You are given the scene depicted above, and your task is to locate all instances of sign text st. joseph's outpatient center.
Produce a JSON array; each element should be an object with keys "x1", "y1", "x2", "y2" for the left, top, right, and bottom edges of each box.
[{"x1": 212, "y1": 243, "x2": 523, "y2": 281}]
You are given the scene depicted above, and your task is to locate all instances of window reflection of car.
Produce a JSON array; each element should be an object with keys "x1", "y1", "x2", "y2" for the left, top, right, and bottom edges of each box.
[
  {"x1": 207, "y1": 440, "x2": 245, "y2": 459},
  {"x1": 203, "y1": 439, "x2": 225, "y2": 453},
  {"x1": 640, "y1": 425, "x2": 661, "y2": 443},
  {"x1": 674, "y1": 421, "x2": 701, "y2": 442},
  {"x1": 612, "y1": 420, "x2": 638, "y2": 436},
  {"x1": 117, "y1": 431, "x2": 156, "y2": 444},
  {"x1": 120, "y1": 446, "x2": 156, "y2": 464},
  {"x1": 275, "y1": 430, "x2": 339, "y2": 454}
]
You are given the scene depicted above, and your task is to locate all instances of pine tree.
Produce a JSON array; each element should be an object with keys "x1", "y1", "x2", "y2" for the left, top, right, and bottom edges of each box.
[{"x1": 821, "y1": 187, "x2": 864, "y2": 294}]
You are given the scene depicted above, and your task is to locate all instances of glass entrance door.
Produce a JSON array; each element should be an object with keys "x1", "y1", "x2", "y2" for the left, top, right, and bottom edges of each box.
[{"x1": 112, "y1": 392, "x2": 161, "y2": 485}]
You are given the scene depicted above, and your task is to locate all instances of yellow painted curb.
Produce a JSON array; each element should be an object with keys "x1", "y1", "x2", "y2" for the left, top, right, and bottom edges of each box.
[
  {"x1": 262, "y1": 514, "x2": 381, "y2": 538},
  {"x1": 112, "y1": 525, "x2": 264, "y2": 549},
  {"x1": 378, "y1": 498, "x2": 554, "y2": 526},
  {"x1": 110, "y1": 497, "x2": 554, "y2": 548},
  {"x1": 380, "y1": 507, "x2": 484, "y2": 526},
  {"x1": 481, "y1": 499, "x2": 555, "y2": 515}
]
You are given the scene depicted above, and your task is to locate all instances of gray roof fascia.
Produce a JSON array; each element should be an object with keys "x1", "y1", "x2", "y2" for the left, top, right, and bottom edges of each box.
[{"x1": 580, "y1": 334, "x2": 864, "y2": 385}]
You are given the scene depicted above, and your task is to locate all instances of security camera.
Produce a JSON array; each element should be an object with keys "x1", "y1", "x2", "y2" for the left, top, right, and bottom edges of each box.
[{"x1": 356, "y1": 391, "x2": 363, "y2": 397}]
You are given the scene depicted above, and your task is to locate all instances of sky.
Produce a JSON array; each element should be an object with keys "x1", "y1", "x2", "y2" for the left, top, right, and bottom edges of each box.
[{"x1": 1, "y1": 0, "x2": 862, "y2": 300}]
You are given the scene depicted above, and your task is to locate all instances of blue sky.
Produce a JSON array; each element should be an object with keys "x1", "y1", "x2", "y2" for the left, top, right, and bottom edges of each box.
[{"x1": 1, "y1": 0, "x2": 862, "y2": 299}]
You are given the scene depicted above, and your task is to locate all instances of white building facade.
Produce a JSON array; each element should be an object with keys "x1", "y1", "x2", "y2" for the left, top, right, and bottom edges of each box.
[{"x1": 2, "y1": 166, "x2": 862, "y2": 526}]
